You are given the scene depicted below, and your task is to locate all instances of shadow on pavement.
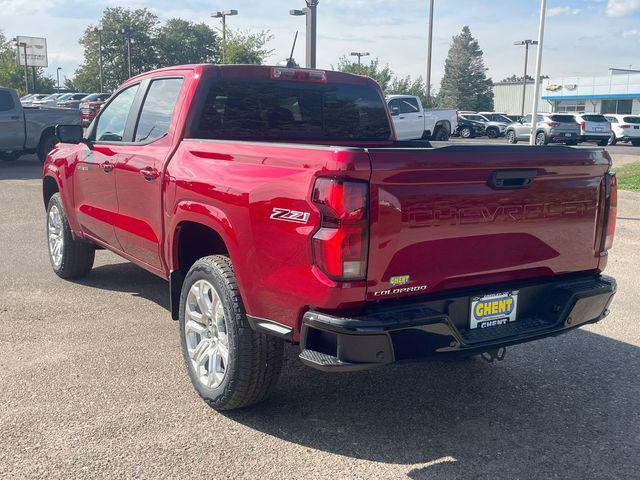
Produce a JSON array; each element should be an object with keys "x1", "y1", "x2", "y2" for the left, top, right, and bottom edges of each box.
[
  {"x1": 227, "y1": 329, "x2": 638, "y2": 479},
  {"x1": 0, "y1": 156, "x2": 42, "y2": 181}
]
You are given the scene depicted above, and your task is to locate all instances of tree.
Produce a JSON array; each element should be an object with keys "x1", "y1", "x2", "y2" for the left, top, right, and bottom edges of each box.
[
  {"x1": 156, "y1": 19, "x2": 220, "y2": 67},
  {"x1": 72, "y1": 7, "x2": 160, "y2": 92},
  {"x1": 437, "y1": 26, "x2": 493, "y2": 111},
  {"x1": 222, "y1": 29, "x2": 274, "y2": 64},
  {"x1": 335, "y1": 56, "x2": 392, "y2": 91},
  {"x1": 501, "y1": 74, "x2": 548, "y2": 83},
  {"x1": 0, "y1": 30, "x2": 55, "y2": 95},
  {"x1": 388, "y1": 75, "x2": 429, "y2": 106}
]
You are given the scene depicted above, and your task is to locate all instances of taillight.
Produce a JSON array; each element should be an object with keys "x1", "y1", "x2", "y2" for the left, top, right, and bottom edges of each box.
[
  {"x1": 546, "y1": 121, "x2": 560, "y2": 127},
  {"x1": 619, "y1": 124, "x2": 630, "y2": 129},
  {"x1": 311, "y1": 178, "x2": 369, "y2": 280},
  {"x1": 579, "y1": 121, "x2": 586, "y2": 130},
  {"x1": 601, "y1": 173, "x2": 617, "y2": 252}
]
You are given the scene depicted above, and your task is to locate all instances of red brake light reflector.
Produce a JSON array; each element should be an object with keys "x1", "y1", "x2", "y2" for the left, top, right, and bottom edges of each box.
[
  {"x1": 603, "y1": 173, "x2": 617, "y2": 251},
  {"x1": 271, "y1": 67, "x2": 327, "y2": 83}
]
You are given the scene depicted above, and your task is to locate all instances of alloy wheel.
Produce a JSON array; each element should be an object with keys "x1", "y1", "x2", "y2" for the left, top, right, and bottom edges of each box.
[{"x1": 48, "y1": 205, "x2": 64, "y2": 268}]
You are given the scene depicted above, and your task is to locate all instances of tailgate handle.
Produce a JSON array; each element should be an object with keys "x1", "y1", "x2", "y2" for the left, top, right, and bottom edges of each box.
[{"x1": 489, "y1": 169, "x2": 537, "y2": 189}]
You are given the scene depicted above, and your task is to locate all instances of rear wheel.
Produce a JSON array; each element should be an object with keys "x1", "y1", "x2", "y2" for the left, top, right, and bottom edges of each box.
[
  {"x1": 597, "y1": 139, "x2": 608, "y2": 147},
  {"x1": 608, "y1": 133, "x2": 618, "y2": 146},
  {"x1": 433, "y1": 126, "x2": 450, "y2": 141},
  {"x1": 179, "y1": 255, "x2": 283, "y2": 410},
  {"x1": 47, "y1": 193, "x2": 95, "y2": 278},
  {"x1": 38, "y1": 132, "x2": 58, "y2": 163},
  {"x1": 565, "y1": 140, "x2": 578, "y2": 146},
  {"x1": 632, "y1": 140, "x2": 640, "y2": 147},
  {"x1": 535, "y1": 131, "x2": 549, "y2": 146},
  {"x1": 0, "y1": 151, "x2": 21, "y2": 162},
  {"x1": 460, "y1": 126, "x2": 473, "y2": 139},
  {"x1": 506, "y1": 130, "x2": 517, "y2": 144}
]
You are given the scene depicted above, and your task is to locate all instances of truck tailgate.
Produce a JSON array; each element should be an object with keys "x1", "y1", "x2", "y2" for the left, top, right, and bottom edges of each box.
[{"x1": 366, "y1": 145, "x2": 610, "y2": 300}]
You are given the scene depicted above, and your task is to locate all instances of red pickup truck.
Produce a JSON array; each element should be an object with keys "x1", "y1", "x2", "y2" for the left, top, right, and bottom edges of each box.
[{"x1": 43, "y1": 64, "x2": 617, "y2": 410}]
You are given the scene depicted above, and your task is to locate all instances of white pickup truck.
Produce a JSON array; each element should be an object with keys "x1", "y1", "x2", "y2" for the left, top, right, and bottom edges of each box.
[{"x1": 386, "y1": 95, "x2": 458, "y2": 141}]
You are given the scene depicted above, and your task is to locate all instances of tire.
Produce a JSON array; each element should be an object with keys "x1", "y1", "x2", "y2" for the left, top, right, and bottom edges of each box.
[
  {"x1": 433, "y1": 126, "x2": 450, "y2": 141},
  {"x1": 486, "y1": 127, "x2": 499, "y2": 139},
  {"x1": 0, "y1": 151, "x2": 21, "y2": 162},
  {"x1": 597, "y1": 139, "x2": 608, "y2": 147},
  {"x1": 460, "y1": 126, "x2": 473, "y2": 139},
  {"x1": 632, "y1": 140, "x2": 640, "y2": 147},
  {"x1": 179, "y1": 255, "x2": 283, "y2": 411},
  {"x1": 38, "y1": 132, "x2": 58, "y2": 163},
  {"x1": 565, "y1": 141, "x2": 578, "y2": 146},
  {"x1": 46, "y1": 193, "x2": 95, "y2": 278},
  {"x1": 535, "y1": 131, "x2": 549, "y2": 146},
  {"x1": 608, "y1": 134, "x2": 618, "y2": 146},
  {"x1": 506, "y1": 130, "x2": 517, "y2": 144}
]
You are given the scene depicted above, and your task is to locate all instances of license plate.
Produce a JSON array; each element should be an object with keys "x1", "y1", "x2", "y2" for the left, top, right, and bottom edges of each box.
[
  {"x1": 564, "y1": 133, "x2": 571, "y2": 137},
  {"x1": 594, "y1": 127, "x2": 603, "y2": 132},
  {"x1": 470, "y1": 291, "x2": 519, "y2": 329}
]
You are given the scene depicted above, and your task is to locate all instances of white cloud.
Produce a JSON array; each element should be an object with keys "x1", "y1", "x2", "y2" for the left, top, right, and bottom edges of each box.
[
  {"x1": 548, "y1": 6, "x2": 580, "y2": 16},
  {"x1": 606, "y1": 0, "x2": 640, "y2": 16},
  {"x1": 622, "y1": 29, "x2": 640, "y2": 36}
]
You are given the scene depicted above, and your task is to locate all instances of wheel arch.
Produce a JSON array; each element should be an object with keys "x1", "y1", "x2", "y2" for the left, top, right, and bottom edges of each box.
[
  {"x1": 42, "y1": 174, "x2": 60, "y2": 208},
  {"x1": 434, "y1": 120, "x2": 451, "y2": 132}
]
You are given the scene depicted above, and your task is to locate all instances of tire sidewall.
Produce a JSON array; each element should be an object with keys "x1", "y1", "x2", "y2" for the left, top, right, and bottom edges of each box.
[
  {"x1": 461, "y1": 127, "x2": 472, "y2": 138},
  {"x1": 38, "y1": 134, "x2": 58, "y2": 163},
  {"x1": 536, "y1": 132, "x2": 547, "y2": 145},
  {"x1": 506, "y1": 131, "x2": 517, "y2": 144},
  {"x1": 487, "y1": 128, "x2": 498, "y2": 139},
  {"x1": 178, "y1": 259, "x2": 242, "y2": 406},
  {"x1": 46, "y1": 193, "x2": 73, "y2": 275}
]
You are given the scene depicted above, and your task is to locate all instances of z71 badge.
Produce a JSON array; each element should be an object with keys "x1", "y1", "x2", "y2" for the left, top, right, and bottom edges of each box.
[{"x1": 270, "y1": 208, "x2": 310, "y2": 224}]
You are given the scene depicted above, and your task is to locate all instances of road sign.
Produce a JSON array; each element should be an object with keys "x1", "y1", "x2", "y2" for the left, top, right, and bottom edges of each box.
[{"x1": 16, "y1": 36, "x2": 48, "y2": 67}]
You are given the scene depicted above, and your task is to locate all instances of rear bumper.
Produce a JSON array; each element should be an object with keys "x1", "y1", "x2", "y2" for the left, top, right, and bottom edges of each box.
[
  {"x1": 549, "y1": 131, "x2": 580, "y2": 142},
  {"x1": 581, "y1": 134, "x2": 610, "y2": 141},
  {"x1": 299, "y1": 274, "x2": 616, "y2": 372}
]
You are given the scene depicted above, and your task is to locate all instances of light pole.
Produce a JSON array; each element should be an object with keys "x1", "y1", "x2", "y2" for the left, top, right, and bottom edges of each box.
[
  {"x1": 56, "y1": 67, "x2": 62, "y2": 93},
  {"x1": 529, "y1": 0, "x2": 547, "y2": 145},
  {"x1": 513, "y1": 40, "x2": 538, "y2": 116},
  {"x1": 14, "y1": 39, "x2": 29, "y2": 94},
  {"x1": 425, "y1": 0, "x2": 434, "y2": 106},
  {"x1": 96, "y1": 28, "x2": 104, "y2": 92},
  {"x1": 121, "y1": 28, "x2": 132, "y2": 78},
  {"x1": 350, "y1": 51, "x2": 369, "y2": 65},
  {"x1": 290, "y1": 0, "x2": 319, "y2": 68},
  {"x1": 211, "y1": 9, "x2": 238, "y2": 63}
]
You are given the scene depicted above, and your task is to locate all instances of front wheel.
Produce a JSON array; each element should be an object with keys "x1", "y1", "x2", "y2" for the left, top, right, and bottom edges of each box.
[
  {"x1": 47, "y1": 193, "x2": 95, "y2": 278},
  {"x1": 38, "y1": 133, "x2": 58, "y2": 163},
  {"x1": 608, "y1": 134, "x2": 618, "y2": 146},
  {"x1": 486, "y1": 127, "x2": 499, "y2": 139},
  {"x1": 0, "y1": 151, "x2": 21, "y2": 162},
  {"x1": 179, "y1": 255, "x2": 283, "y2": 410},
  {"x1": 632, "y1": 140, "x2": 640, "y2": 147},
  {"x1": 460, "y1": 127, "x2": 473, "y2": 139},
  {"x1": 506, "y1": 130, "x2": 517, "y2": 144}
]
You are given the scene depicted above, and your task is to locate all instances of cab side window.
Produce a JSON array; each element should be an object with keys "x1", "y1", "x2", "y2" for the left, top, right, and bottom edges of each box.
[
  {"x1": 134, "y1": 78, "x2": 183, "y2": 143},
  {"x1": 94, "y1": 84, "x2": 140, "y2": 142},
  {"x1": 0, "y1": 91, "x2": 15, "y2": 112},
  {"x1": 399, "y1": 98, "x2": 420, "y2": 114},
  {"x1": 388, "y1": 98, "x2": 400, "y2": 116}
]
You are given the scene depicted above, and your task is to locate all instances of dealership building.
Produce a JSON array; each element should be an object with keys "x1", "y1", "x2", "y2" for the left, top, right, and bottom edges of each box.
[{"x1": 493, "y1": 69, "x2": 640, "y2": 116}]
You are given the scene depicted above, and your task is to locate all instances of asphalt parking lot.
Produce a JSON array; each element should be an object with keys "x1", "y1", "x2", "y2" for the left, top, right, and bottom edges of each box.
[{"x1": 1, "y1": 150, "x2": 639, "y2": 479}]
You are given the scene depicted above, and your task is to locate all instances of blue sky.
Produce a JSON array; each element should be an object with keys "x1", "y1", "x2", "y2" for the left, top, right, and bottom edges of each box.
[{"x1": 1, "y1": 0, "x2": 640, "y2": 88}]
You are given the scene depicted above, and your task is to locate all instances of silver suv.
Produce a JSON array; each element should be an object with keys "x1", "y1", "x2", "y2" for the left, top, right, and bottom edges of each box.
[{"x1": 506, "y1": 113, "x2": 581, "y2": 145}]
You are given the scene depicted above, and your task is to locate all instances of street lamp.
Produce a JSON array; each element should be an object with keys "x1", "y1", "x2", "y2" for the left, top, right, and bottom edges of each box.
[
  {"x1": 211, "y1": 9, "x2": 238, "y2": 63},
  {"x1": 350, "y1": 51, "x2": 369, "y2": 65},
  {"x1": 290, "y1": 1, "x2": 319, "y2": 68},
  {"x1": 12, "y1": 38, "x2": 29, "y2": 94},
  {"x1": 56, "y1": 67, "x2": 62, "y2": 93},
  {"x1": 529, "y1": 0, "x2": 547, "y2": 145},
  {"x1": 95, "y1": 28, "x2": 104, "y2": 92},
  {"x1": 513, "y1": 39, "x2": 538, "y2": 116}
]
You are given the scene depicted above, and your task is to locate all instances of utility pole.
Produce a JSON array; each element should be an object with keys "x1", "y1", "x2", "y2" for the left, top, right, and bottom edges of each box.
[
  {"x1": 290, "y1": 1, "x2": 319, "y2": 68},
  {"x1": 56, "y1": 67, "x2": 62, "y2": 93},
  {"x1": 211, "y1": 10, "x2": 238, "y2": 63},
  {"x1": 96, "y1": 28, "x2": 104, "y2": 92},
  {"x1": 529, "y1": 0, "x2": 547, "y2": 145},
  {"x1": 426, "y1": 0, "x2": 434, "y2": 106},
  {"x1": 513, "y1": 39, "x2": 538, "y2": 116},
  {"x1": 350, "y1": 51, "x2": 369, "y2": 65},
  {"x1": 15, "y1": 40, "x2": 29, "y2": 94},
  {"x1": 121, "y1": 28, "x2": 132, "y2": 78}
]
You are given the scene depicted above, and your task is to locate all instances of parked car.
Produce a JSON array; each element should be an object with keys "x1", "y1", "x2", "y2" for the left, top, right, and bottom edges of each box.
[
  {"x1": 386, "y1": 95, "x2": 457, "y2": 141},
  {"x1": 454, "y1": 114, "x2": 486, "y2": 138},
  {"x1": 21, "y1": 93, "x2": 48, "y2": 106},
  {"x1": 479, "y1": 112, "x2": 515, "y2": 124},
  {"x1": 45, "y1": 64, "x2": 617, "y2": 410},
  {"x1": 56, "y1": 93, "x2": 90, "y2": 109},
  {"x1": 505, "y1": 113, "x2": 581, "y2": 145},
  {"x1": 0, "y1": 87, "x2": 81, "y2": 162},
  {"x1": 461, "y1": 112, "x2": 509, "y2": 138},
  {"x1": 79, "y1": 93, "x2": 111, "y2": 127},
  {"x1": 505, "y1": 114, "x2": 523, "y2": 123},
  {"x1": 605, "y1": 114, "x2": 640, "y2": 146},
  {"x1": 31, "y1": 93, "x2": 66, "y2": 108},
  {"x1": 572, "y1": 114, "x2": 611, "y2": 146}
]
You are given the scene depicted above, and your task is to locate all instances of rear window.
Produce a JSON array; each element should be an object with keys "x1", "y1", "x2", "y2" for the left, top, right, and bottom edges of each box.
[
  {"x1": 623, "y1": 116, "x2": 640, "y2": 124},
  {"x1": 189, "y1": 79, "x2": 391, "y2": 142},
  {"x1": 581, "y1": 115, "x2": 608, "y2": 123},
  {"x1": 550, "y1": 115, "x2": 576, "y2": 123}
]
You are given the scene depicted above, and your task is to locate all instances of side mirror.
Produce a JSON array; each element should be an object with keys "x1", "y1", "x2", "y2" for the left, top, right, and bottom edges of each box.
[
  {"x1": 55, "y1": 124, "x2": 85, "y2": 144},
  {"x1": 390, "y1": 106, "x2": 400, "y2": 116}
]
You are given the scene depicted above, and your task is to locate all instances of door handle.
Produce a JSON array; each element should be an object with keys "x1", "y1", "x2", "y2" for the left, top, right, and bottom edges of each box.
[
  {"x1": 489, "y1": 169, "x2": 537, "y2": 189},
  {"x1": 10, "y1": 115, "x2": 20, "y2": 120},
  {"x1": 399, "y1": 116, "x2": 405, "y2": 119},
  {"x1": 417, "y1": 115, "x2": 423, "y2": 118},
  {"x1": 140, "y1": 167, "x2": 159, "y2": 181},
  {"x1": 101, "y1": 161, "x2": 114, "y2": 173}
]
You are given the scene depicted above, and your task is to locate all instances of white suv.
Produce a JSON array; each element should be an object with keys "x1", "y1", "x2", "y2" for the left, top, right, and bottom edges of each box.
[
  {"x1": 604, "y1": 114, "x2": 640, "y2": 146},
  {"x1": 572, "y1": 114, "x2": 612, "y2": 146}
]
